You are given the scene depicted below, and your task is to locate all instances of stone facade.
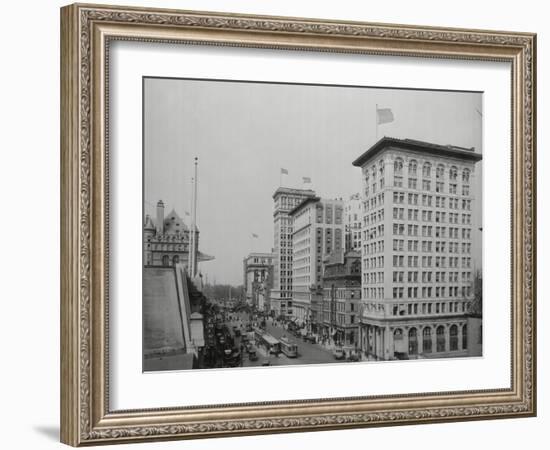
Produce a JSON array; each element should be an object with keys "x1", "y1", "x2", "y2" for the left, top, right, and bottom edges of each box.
[{"x1": 352, "y1": 138, "x2": 482, "y2": 360}]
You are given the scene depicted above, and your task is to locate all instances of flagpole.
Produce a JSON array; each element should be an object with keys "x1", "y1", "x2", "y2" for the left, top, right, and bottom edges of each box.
[
  {"x1": 375, "y1": 103, "x2": 378, "y2": 142},
  {"x1": 191, "y1": 177, "x2": 195, "y2": 277},
  {"x1": 190, "y1": 157, "x2": 198, "y2": 278}
]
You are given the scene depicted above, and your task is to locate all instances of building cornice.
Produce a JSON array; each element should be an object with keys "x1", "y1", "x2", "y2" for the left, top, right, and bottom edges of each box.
[
  {"x1": 288, "y1": 196, "x2": 321, "y2": 216},
  {"x1": 352, "y1": 137, "x2": 483, "y2": 167}
]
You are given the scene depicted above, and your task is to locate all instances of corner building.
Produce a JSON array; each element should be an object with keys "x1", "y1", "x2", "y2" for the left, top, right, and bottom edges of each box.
[
  {"x1": 270, "y1": 187, "x2": 316, "y2": 318},
  {"x1": 289, "y1": 197, "x2": 344, "y2": 325},
  {"x1": 243, "y1": 252, "x2": 274, "y2": 310},
  {"x1": 352, "y1": 138, "x2": 482, "y2": 360}
]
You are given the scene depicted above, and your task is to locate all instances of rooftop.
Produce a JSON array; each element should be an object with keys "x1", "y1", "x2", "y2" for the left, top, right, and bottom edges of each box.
[
  {"x1": 245, "y1": 252, "x2": 275, "y2": 258},
  {"x1": 288, "y1": 196, "x2": 321, "y2": 216},
  {"x1": 352, "y1": 137, "x2": 482, "y2": 167},
  {"x1": 272, "y1": 186, "x2": 316, "y2": 200}
]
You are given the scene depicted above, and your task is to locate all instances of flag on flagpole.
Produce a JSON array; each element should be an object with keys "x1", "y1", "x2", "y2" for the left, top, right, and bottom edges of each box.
[
  {"x1": 280, "y1": 168, "x2": 289, "y2": 175},
  {"x1": 252, "y1": 233, "x2": 259, "y2": 238},
  {"x1": 376, "y1": 107, "x2": 394, "y2": 125},
  {"x1": 302, "y1": 177, "x2": 311, "y2": 184}
]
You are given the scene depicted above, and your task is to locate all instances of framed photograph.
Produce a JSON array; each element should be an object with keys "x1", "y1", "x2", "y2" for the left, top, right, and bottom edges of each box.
[{"x1": 60, "y1": 3, "x2": 536, "y2": 446}]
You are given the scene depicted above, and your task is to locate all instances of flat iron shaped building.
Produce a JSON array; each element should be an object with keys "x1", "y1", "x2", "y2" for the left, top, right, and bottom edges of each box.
[{"x1": 352, "y1": 138, "x2": 482, "y2": 361}]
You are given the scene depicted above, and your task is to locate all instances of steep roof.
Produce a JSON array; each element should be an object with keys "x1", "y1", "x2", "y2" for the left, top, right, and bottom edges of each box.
[
  {"x1": 163, "y1": 209, "x2": 190, "y2": 234},
  {"x1": 144, "y1": 214, "x2": 155, "y2": 231}
]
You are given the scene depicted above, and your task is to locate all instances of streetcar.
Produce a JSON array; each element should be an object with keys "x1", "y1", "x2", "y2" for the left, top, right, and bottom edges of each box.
[
  {"x1": 279, "y1": 337, "x2": 298, "y2": 358},
  {"x1": 253, "y1": 328, "x2": 281, "y2": 355}
]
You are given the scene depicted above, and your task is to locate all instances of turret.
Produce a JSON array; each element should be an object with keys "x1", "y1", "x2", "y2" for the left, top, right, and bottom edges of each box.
[
  {"x1": 156, "y1": 200, "x2": 165, "y2": 235},
  {"x1": 144, "y1": 214, "x2": 155, "y2": 239}
]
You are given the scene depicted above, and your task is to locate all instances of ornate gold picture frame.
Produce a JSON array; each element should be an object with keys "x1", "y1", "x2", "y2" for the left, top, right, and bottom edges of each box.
[{"x1": 60, "y1": 3, "x2": 536, "y2": 446}]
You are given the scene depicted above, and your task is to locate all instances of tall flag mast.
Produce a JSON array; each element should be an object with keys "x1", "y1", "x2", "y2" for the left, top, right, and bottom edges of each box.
[{"x1": 190, "y1": 157, "x2": 198, "y2": 278}]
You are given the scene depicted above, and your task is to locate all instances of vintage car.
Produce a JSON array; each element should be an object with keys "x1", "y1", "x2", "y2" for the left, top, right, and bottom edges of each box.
[{"x1": 332, "y1": 347, "x2": 345, "y2": 360}]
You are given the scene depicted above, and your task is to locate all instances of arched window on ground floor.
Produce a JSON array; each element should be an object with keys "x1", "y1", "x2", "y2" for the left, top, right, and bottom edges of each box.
[
  {"x1": 408, "y1": 327, "x2": 418, "y2": 355},
  {"x1": 436, "y1": 325, "x2": 446, "y2": 352},
  {"x1": 450, "y1": 324, "x2": 458, "y2": 351},
  {"x1": 422, "y1": 327, "x2": 432, "y2": 353}
]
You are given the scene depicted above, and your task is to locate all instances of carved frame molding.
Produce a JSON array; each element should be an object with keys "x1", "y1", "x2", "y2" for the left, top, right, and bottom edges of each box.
[{"x1": 60, "y1": 3, "x2": 536, "y2": 446}]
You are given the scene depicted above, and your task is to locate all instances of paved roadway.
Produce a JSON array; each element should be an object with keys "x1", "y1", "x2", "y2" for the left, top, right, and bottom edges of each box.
[{"x1": 226, "y1": 312, "x2": 345, "y2": 368}]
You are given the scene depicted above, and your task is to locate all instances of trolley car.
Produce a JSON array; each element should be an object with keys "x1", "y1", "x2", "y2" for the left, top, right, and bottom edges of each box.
[{"x1": 279, "y1": 337, "x2": 298, "y2": 358}]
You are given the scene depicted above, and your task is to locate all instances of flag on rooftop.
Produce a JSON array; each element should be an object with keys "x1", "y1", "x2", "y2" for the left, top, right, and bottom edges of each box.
[
  {"x1": 302, "y1": 177, "x2": 311, "y2": 184},
  {"x1": 252, "y1": 233, "x2": 259, "y2": 238},
  {"x1": 280, "y1": 168, "x2": 288, "y2": 175},
  {"x1": 376, "y1": 107, "x2": 394, "y2": 125}
]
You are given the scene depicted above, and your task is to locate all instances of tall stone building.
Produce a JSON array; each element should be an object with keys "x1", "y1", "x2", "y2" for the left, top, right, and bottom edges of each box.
[
  {"x1": 352, "y1": 138, "x2": 482, "y2": 360},
  {"x1": 243, "y1": 252, "x2": 274, "y2": 311},
  {"x1": 320, "y1": 250, "x2": 361, "y2": 347},
  {"x1": 270, "y1": 187, "x2": 316, "y2": 318},
  {"x1": 144, "y1": 200, "x2": 214, "y2": 268},
  {"x1": 345, "y1": 193, "x2": 362, "y2": 252},
  {"x1": 289, "y1": 197, "x2": 345, "y2": 324}
]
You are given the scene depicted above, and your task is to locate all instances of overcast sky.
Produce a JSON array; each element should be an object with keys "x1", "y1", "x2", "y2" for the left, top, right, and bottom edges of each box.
[{"x1": 144, "y1": 78, "x2": 482, "y2": 285}]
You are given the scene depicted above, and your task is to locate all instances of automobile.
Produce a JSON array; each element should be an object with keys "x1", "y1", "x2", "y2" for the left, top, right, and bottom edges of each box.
[
  {"x1": 332, "y1": 347, "x2": 345, "y2": 360},
  {"x1": 394, "y1": 351, "x2": 409, "y2": 360},
  {"x1": 304, "y1": 334, "x2": 316, "y2": 344},
  {"x1": 248, "y1": 350, "x2": 258, "y2": 362},
  {"x1": 347, "y1": 352, "x2": 360, "y2": 362}
]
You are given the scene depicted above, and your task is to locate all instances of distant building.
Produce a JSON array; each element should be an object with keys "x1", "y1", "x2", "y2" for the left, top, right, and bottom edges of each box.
[
  {"x1": 270, "y1": 187, "x2": 316, "y2": 318},
  {"x1": 320, "y1": 250, "x2": 361, "y2": 347},
  {"x1": 289, "y1": 196, "x2": 345, "y2": 325},
  {"x1": 243, "y1": 252, "x2": 275, "y2": 311},
  {"x1": 353, "y1": 137, "x2": 482, "y2": 360},
  {"x1": 345, "y1": 193, "x2": 362, "y2": 252},
  {"x1": 144, "y1": 200, "x2": 214, "y2": 268}
]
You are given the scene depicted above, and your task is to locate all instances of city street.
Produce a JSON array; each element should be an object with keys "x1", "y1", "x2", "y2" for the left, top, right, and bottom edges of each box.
[{"x1": 224, "y1": 311, "x2": 346, "y2": 368}]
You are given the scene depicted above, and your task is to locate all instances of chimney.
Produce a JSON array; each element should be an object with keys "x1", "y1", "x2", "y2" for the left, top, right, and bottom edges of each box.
[{"x1": 156, "y1": 200, "x2": 165, "y2": 235}]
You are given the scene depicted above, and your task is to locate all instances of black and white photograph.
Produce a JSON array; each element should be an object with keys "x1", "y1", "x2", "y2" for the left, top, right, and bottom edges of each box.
[{"x1": 142, "y1": 77, "x2": 483, "y2": 372}]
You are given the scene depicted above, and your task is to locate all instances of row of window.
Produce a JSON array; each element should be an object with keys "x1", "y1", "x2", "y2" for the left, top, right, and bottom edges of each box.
[
  {"x1": 392, "y1": 270, "x2": 472, "y2": 283},
  {"x1": 367, "y1": 159, "x2": 471, "y2": 181},
  {"x1": 364, "y1": 208, "x2": 384, "y2": 226},
  {"x1": 364, "y1": 224, "x2": 385, "y2": 241},
  {"x1": 364, "y1": 193, "x2": 385, "y2": 212},
  {"x1": 393, "y1": 159, "x2": 471, "y2": 181},
  {"x1": 393, "y1": 324, "x2": 467, "y2": 354},
  {"x1": 392, "y1": 286, "x2": 472, "y2": 299},
  {"x1": 391, "y1": 186, "x2": 471, "y2": 206},
  {"x1": 392, "y1": 239, "x2": 472, "y2": 254},
  {"x1": 392, "y1": 255, "x2": 472, "y2": 268},
  {"x1": 392, "y1": 222, "x2": 472, "y2": 238},
  {"x1": 391, "y1": 209, "x2": 472, "y2": 224}
]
